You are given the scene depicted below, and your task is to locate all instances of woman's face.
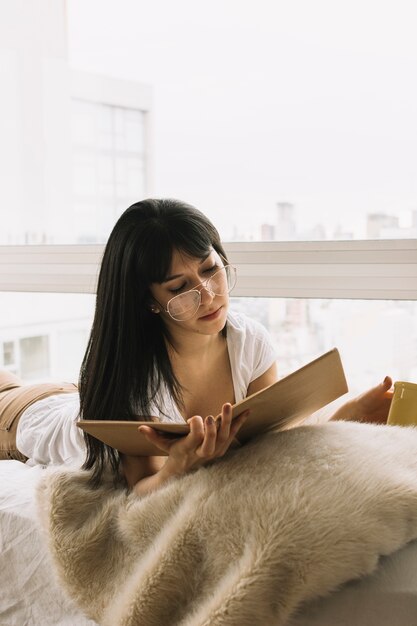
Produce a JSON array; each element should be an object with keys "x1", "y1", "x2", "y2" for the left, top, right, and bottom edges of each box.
[{"x1": 149, "y1": 248, "x2": 230, "y2": 336}]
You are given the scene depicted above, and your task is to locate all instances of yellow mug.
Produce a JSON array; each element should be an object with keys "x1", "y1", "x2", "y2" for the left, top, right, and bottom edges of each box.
[{"x1": 387, "y1": 381, "x2": 417, "y2": 426}]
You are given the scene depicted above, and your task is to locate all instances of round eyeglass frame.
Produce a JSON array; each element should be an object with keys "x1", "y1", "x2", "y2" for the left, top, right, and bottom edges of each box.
[{"x1": 163, "y1": 264, "x2": 237, "y2": 321}]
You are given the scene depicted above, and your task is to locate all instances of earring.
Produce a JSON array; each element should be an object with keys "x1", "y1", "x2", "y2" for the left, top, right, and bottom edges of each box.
[{"x1": 151, "y1": 306, "x2": 160, "y2": 314}]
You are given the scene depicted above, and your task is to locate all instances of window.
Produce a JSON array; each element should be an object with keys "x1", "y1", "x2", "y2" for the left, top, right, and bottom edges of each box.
[
  {"x1": 0, "y1": 291, "x2": 95, "y2": 382},
  {"x1": 0, "y1": 1, "x2": 416, "y2": 389},
  {"x1": 20, "y1": 336, "x2": 50, "y2": 381},
  {"x1": 71, "y1": 100, "x2": 146, "y2": 243},
  {"x1": 66, "y1": 1, "x2": 417, "y2": 243},
  {"x1": 1, "y1": 240, "x2": 415, "y2": 387},
  {"x1": 2, "y1": 341, "x2": 15, "y2": 369},
  {"x1": 231, "y1": 297, "x2": 417, "y2": 392}
]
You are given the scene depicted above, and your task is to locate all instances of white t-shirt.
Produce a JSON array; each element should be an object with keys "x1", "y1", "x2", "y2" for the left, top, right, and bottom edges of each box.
[
  {"x1": 16, "y1": 311, "x2": 277, "y2": 466},
  {"x1": 16, "y1": 392, "x2": 84, "y2": 467}
]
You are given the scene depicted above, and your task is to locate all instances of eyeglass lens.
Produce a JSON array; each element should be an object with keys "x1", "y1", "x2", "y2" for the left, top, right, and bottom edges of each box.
[{"x1": 167, "y1": 266, "x2": 236, "y2": 321}]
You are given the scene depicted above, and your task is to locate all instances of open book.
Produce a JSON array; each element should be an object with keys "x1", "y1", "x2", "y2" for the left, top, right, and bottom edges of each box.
[{"x1": 77, "y1": 348, "x2": 348, "y2": 456}]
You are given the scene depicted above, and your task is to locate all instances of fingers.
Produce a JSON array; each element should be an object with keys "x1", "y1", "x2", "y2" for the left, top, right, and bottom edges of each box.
[
  {"x1": 351, "y1": 375, "x2": 395, "y2": 424},
  {"x1": 138, "y1": 425, "x2": 175, "y2": 454},
  {"x1": 140, "y1": 405, "x2": 250, "y2": 466},
  {"x1": 195, "y1": 404, "x2": 233, "y2": 457},
  {"x1": 382, "y1": 375, "x2": 393, "y2": 394},
  {"x1": 229, "y1": 409, "x2": 250, "y2": 438},
  {"x1": 217, "y1": 404, "x2": 250, "y2": 439},
  {"x1": 185, "y1": 415, "x2": 205, "y2": 446},
  {"x1": 199, "y1": 403, "x2": 249, "y2": 458},
  {"x1": 196, "y1": 415, "x2": 218, "y2": 457},
  {"x1": 215, "y1": 403, "x2": 233, "y2": 445}
]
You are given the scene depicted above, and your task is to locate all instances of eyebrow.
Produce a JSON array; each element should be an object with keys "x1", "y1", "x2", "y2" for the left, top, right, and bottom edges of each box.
[{"x1": 162, "y1": 252, "x2": 213, "y2": 283}]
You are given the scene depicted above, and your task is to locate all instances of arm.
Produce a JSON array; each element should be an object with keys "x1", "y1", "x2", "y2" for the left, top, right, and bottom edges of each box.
[
  {"x1": 247, "y1": 362, "x2": 393, "y2": 425},
  {"x1": 128, "y1": 364, "x2": 276, "y2": 496},
  {"x1": 330, "y1": 376, "x2": 393, "y2": 424},
  {"x1": 121, "y1": 454, "x2": 165, "y2": 489},
  {"x1": 246, "y1": 362, "x2": 278, "y2": 397},
  {"x1": 131, "y1": 403, "x2": 249, "y2": 497}
]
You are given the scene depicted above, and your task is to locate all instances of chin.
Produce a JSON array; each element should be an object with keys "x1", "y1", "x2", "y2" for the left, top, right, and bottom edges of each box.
[{"x1": 196, "y1": 304, "x2": 228, "y2": 333}]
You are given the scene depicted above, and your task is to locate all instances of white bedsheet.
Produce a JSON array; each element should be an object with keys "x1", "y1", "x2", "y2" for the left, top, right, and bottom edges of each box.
[
  {"x1": 0, "y1": 461, "x2": 97, "y2": 626},
  {"x1": 1, "y1": 459, "x2": 417, "y2": 626}
]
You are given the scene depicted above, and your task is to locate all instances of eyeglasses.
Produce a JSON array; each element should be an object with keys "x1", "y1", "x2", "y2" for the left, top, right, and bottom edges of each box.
[{"x1": 164, "y1": 264, "x2": 237, "y2": 321}]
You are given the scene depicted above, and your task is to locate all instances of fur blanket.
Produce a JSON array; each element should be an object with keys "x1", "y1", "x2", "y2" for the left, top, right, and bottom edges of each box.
[{"x1": 37, "y1": 421, "x2": 417, "y2": 626}]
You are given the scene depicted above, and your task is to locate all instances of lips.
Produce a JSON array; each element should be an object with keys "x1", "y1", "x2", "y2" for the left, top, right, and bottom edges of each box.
[{"x1": 199, "y1": 306, "x2": 222, "y2": 320}]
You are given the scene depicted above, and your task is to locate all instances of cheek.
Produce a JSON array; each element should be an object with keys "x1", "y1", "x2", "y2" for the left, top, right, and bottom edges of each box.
[{"x1": 150, "y1": 287, "x2": 168, "y2": 307}]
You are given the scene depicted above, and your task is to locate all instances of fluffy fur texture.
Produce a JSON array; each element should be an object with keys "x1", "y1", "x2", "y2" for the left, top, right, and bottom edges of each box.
[{"x1": 37, "y1": 422, "x2": 417, "y2": 626}]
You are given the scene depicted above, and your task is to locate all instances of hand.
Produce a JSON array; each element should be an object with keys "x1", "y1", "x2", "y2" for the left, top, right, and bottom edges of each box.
[
  {"x1": 331, "y1": 376, "x2": 393, "y2": 424},
  {"x1": 138, "y1": 403, "x2": 249, "y2": 479}
]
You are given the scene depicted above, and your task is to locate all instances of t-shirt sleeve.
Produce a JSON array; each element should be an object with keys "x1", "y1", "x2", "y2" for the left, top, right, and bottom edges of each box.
[
  {"x1": 227, "y1": 311, "x2": 278, "y2": 399},
  {"x1": 249, "y1": 319, "x2": 278, "y2": 382}
]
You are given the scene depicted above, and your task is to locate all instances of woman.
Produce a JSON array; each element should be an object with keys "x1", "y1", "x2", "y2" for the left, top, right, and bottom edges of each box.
[{"x1": 0, "y1": 199, "x2": 393, "y2": 494}]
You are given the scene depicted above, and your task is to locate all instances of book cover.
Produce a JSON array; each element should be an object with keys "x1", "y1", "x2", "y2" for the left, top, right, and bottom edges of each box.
[{"x1": 77, "y1": 348, "x2": 348, "y2": 456}]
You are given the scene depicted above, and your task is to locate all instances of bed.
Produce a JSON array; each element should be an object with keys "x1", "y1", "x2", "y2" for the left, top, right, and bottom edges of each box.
[
  {"x1": 0, "y1": 461, "x2": 97, "y2": 626},
  {"x1": 2, "y1": 421, "x2": 417, "y2": 626}
]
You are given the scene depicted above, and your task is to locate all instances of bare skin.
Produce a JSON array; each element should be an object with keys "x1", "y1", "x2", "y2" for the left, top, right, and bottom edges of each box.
[
  {"x1": 123, "y1": 248, "x2": 394, "y2": 497},
  {"x1": 122, "y1": 249, "x2": 277, "y2": 495},
  {"x1": 331, "y1": 376, "x2": 393, "y2": 424},
  {"x1": 132, "y1": 403, "x2": 249, "y2": 496}
]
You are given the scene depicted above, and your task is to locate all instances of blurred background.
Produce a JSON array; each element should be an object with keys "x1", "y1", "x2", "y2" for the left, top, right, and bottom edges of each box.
[{"x1": 0, "y1": 0, "x2": 416, "y2": 390}]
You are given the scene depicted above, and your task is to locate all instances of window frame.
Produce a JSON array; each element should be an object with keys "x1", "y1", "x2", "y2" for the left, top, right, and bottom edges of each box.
[{"x1": 0, "y1": 239, "x2": 416, "y2": 300}]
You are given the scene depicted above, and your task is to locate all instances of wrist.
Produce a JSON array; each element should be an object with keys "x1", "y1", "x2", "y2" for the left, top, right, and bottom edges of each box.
[
  {"x1": 331, "y1": 398, "x2": 357, "y2": 422},
  {"x1": 159, "y1": 457, "x2": 188, "y2": 481}
]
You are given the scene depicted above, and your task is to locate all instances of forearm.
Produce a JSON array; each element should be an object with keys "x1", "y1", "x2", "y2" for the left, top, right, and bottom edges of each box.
[
  {"x1": 132, "y1": 469, "x2": 167, "y2": 496},
  {"x1": 122, "y1": 454, "x2": 166, "y2": 489},
  {"x1": 329, "y1": 399, "x2": 356, "y2": 422},
  {"x1": 132, "y1": 460, "x2": 186, "y2": 497},
  {"x1": 329, "y1": 379, "x2": 393, "y2": 425}
]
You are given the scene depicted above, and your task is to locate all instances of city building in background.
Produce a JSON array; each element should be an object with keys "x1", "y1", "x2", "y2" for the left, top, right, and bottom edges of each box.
[
  {"x1": 254, "y1": 202, "x2": 417, "y2": 387},
  {"x1": 0, "y1": 0, "x2": 416, "y2": 391},
  {"x1": 261, "y1": 203, "x2": 416, "y2": 243},
  {"x1": 0, "y1": 1, "x2": 151, "y2": 379}
]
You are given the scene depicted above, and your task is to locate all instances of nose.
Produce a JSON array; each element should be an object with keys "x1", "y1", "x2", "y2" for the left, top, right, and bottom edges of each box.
[{"x1": 199, "y1": 283, "x2": 215, "y2": 304}]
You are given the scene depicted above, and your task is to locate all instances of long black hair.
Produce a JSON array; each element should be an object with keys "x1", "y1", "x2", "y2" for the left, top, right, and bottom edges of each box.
[{"x1": 79, "y1": 198, "x2": 228, "y2": 486}]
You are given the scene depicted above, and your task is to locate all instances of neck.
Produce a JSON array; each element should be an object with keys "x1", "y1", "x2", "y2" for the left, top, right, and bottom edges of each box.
[{"x1": 168, "y1": 328, "x2": 225, "y2": 361}]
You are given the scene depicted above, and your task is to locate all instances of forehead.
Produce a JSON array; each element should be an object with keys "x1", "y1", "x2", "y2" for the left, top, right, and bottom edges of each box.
[{"x1": 167, "y1": 247, "x2": 216, "y2": 275}]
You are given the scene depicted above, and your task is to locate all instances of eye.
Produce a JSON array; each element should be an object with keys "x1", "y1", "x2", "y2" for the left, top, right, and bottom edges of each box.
[
  {"x1": 169, "y1": 284, "x2": 186, "y2": 294},
  {"x1": 203, "y1": 264, "x2": 219, "y2": 274}
]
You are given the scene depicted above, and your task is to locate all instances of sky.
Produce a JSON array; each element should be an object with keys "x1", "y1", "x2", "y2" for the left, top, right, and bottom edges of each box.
[{"x1": 66, "y1": 0, "x2": 417, "y2": 239}]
